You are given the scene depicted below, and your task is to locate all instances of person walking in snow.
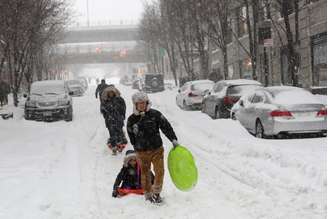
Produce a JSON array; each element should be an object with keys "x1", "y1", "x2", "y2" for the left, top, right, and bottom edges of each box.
[
  {"x1": 112, "y1": 150, "x2": 154, "y2": 198},
  {"x1": 0, "y1": 79, "x2": 10, "y2": 106},
  {"x1": 95, "y1": 79, "x2": 109, "y2": 113},
  {"x1": 101, "y1": 86, "x2": 126, "y2": 155},
  {"x1": 127, "y1": 92, "x2": 179, "y2": 204},
  {"x1": 95, "y1": 79, "x2": 108, "y2": 100}
]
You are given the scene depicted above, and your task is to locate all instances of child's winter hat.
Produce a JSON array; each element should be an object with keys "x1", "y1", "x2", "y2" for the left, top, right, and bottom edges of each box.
[
  {"x1": 131, "y1": 92, "x2": 151, "y2": 115},
  {"x1": 124, "y1": 150, "x2": 137, "y2": 167}
]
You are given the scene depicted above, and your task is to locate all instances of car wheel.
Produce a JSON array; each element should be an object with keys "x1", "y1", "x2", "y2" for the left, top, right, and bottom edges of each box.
[
  {"x1": 231, "y1": 112, "x2": 236, "y2": 120},
  {"x1": 214, "y1": 106, "x2": 220, "y2": 119},
  {"x1": 201, "y1": 102, "x2": 205, "y2": 113},
  {"x1": 65, "y1": 106, "x2": 73, "y2": 122},
  {"x1": 255, "y1": 120, "x2": 265, "y2": 139},
  {"x1": 24, "y1": 110, "x2": 32, "y2": 120},
  {"x1": 183, "y1": 100, "x2": 190, "y2": 110}
]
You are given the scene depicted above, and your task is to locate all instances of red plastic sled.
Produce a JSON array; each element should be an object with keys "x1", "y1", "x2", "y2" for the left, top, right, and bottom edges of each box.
[{"x1": 117, "y1": 188, "x2": 144, "y2": 196}]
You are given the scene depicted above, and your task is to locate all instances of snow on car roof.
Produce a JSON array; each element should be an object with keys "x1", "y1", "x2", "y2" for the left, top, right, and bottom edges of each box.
[
  {"x1": 265, "y1": 86, "x2": 300, "y2": 92},
  {"x1": 265, "y1": 86, "x2": 323, "y2": 105},
  {"x1": 32, "y1": 80, "x2": 65, "y2": 86},
  {"x1": 221, "y1": 79, "x2": 262, "y2": 86},
  {"x1": 188, "y1": 80, "x2": 214, "y2": 84}
]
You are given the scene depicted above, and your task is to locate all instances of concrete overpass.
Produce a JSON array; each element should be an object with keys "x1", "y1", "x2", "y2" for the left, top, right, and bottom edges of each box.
[
  {"x1": 59, "y1": 50, "x2": 147, "y2": 64},
  {"x1": 56, "y1": 24, "x2": 147, "y2": 64},
  {"x1": 59, "y1": 25, "x2": 139, "y2": 44}
]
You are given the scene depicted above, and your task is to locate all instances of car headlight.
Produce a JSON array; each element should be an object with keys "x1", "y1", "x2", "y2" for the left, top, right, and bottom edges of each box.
[
  {"x1": 58, "y1": 99, "x2": 69, "y2": 106},
  {"x1": 26, "y1": 100, "x2": 37, "y2": 107}
]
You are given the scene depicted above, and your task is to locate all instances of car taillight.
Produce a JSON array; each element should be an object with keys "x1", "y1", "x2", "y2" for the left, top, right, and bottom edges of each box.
[
  {"x1": 188, "y1": 92, "x2": 198, "y2": 97},
  {"x1": 270, "y1": 110, "x2": 293, "y2": 118},
  {"x1": 317, "y1": 108, "x2": 327, "y2": 117},
  {"x1": 223, "y1": 96, "x2": 237, "y2": 105}
]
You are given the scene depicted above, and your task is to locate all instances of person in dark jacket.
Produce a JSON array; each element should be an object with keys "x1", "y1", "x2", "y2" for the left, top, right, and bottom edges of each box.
[
  {"x1": 0, "y1": 80, "x2": 9, "y2": 106},
  {"x1": 95, "y1": 79, "x2": 108, "y2": 99},
  {"x1": 0, "y1": 80, "x2": 5, "y2": 107},
  {"x1": 101, "y1": 86, "x2": 126, "y2": 155},
  {"x1": 112, "y1": 150, "x2": 154, "y2": 198},
  {"x1": 95, "y1": 79, "x2": 109, "y2": 113},
  {"x1": 127, "y1": 92, "x2": 179, "y2": 204}
]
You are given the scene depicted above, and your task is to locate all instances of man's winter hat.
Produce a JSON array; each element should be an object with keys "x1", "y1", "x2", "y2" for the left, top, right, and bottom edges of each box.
[
  {"x1": 132, "y1": 92, "x2": 151, "y2": 115},
  {"x1": 124, "y1": 150, "x2": 137, "y2": 167}
]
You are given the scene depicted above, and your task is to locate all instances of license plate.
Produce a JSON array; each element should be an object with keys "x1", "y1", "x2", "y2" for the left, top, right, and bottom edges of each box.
[
  {"x1": 43, "y1": 111, "x2": 52, "y2": 116},
  {"x1": 293, "y1": 112, "x2": 316, "y2": 118}
]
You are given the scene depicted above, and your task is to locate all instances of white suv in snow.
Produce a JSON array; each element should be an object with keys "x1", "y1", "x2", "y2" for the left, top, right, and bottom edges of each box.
[{"x1": 24, "y1": 80, "x2": 73, "y2": 121}]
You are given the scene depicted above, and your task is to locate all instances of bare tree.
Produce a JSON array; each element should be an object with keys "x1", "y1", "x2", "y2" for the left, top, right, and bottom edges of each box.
[
  {"x1": 139, "y1": 3, "x2": 162, "y2": 74},
  {"x1": 168, "y1": 0, "x2": 197, "y2": 79},
  {"x1": 0, "y1": 0, "x2": 69, "y2": 106},
  {"x1": 268, "y1": 0, "x2": 301, "y2": 86},
  {"x1": 203, "y1": 0, "x2": 231, "y2": 79},
  {"x1": 159, "y1": 0, "x2": 179, "y2": 85}
]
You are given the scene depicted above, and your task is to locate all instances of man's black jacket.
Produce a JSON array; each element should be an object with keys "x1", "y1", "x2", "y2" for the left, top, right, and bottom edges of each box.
[{"x1": 127, "y1": 109, "x2": 177, "y2": 152}]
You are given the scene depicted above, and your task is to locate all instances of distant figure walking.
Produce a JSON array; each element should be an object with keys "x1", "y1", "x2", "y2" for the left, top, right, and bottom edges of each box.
[{"x1": 0, "y1": 80, "x2": 10, "y2": 107}]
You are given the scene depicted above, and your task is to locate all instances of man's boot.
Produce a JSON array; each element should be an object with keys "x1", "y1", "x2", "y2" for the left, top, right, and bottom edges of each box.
[{"x1": 147, "y1": 193, "x2": 162, "y2": 204}]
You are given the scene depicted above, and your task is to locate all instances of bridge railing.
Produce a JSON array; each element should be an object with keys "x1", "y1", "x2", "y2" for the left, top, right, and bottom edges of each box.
[{"x1": 68, "y1": 20, "x2": 139, "y2": 30}]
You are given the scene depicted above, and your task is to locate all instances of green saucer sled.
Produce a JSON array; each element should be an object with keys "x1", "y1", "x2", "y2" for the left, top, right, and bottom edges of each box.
[{"x1": 168, "y1": 145, "x2": 198, "y2": 191}]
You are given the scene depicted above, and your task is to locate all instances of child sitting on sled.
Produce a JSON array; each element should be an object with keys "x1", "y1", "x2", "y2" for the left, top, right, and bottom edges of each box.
[{"x1": 112, "y1": 150, "x2": 154, "y2": 197}]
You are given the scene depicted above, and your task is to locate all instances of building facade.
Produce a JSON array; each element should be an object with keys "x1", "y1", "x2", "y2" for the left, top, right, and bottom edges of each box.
[{"x1": 208, "y1": 0, "x2": 326, "y2": 88}]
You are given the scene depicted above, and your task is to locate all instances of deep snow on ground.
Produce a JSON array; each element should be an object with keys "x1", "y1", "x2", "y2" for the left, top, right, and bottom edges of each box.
[{"x1": 0, "y1": 85, "x2": 326, "y2": 219}]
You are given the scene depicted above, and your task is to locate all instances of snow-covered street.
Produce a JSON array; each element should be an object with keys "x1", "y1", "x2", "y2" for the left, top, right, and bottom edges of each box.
[{"x1": 0, "y1": 85, "x2": 326, "y2": 219}]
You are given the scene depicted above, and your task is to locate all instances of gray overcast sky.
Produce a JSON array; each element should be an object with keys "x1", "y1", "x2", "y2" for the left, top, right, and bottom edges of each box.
[{"x1": 72, "y1": 0, "x2": 144, "y2": 25}]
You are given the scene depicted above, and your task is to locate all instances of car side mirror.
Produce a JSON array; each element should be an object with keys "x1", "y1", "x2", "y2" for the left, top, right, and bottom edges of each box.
[
  {"x1": 240, "y1": 100, "x2": 244, "y2": 107},
  {"x1": 69, "y1": 91, "x2": 74, "y2": 96},
  {"x1": 23, "y1": 94, "x2": 27, "y2": 98}
]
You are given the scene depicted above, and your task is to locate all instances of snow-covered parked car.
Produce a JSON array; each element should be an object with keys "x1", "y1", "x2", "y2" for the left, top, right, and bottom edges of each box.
[
  {"x1": 176, "y1": 80, "x2": 214, "y2": 110},
  {"x1": 231, "y1": 86, "x2": 327, "y2": 138},
  {"x1": 202, "y1": 79, "x2": 262, "y2": 119},
  {"x1": 67, "y1": 79, "x2": 85, "y2": 97},
  {"x1": 24, "y1": 80, "x2": 73, "y2": 122}
]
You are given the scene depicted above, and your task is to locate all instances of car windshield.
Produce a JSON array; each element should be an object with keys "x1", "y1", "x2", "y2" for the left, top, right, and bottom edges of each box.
[
  {"x1": 227, "y1": 85, "x2": 261, "y2": 96},
  {"x1": 191, "y1": 82, "x2": 214, "y2": 91},
  {"x1": 31, "y1": 83, "x2": 65, "y2": 95}
]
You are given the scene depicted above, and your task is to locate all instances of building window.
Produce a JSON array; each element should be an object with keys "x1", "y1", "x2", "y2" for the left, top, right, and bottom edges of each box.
[{"x1": 311, "y1": 32, "x2": 327, "y2": 86}]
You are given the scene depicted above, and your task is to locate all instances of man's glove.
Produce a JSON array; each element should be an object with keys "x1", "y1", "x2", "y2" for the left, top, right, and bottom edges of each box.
[
  {"x1": 112, "y1": 190, "x2": 118, "y2": 198},
  {"x1": 172, "y1": 140, "x2": 179, "y2": 148}
]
